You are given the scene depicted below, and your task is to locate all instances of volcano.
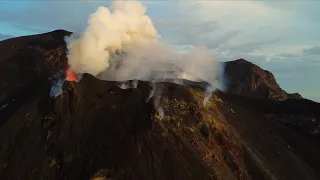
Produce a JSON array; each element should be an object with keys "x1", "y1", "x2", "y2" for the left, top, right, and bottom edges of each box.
[{"x1": 0, "y1": 30, "x2": 320, "y2": 180}]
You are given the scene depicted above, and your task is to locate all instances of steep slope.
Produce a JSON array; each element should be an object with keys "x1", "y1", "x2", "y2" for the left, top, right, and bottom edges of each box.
[
  {"x1": 0, "y1": 30, "x2": 320, "y2": 180},
  {"x1": 216, "y1": 91, "x2": 320, "y2": 180},
  {"x1": 0, "y1": 30, "x2": 71, "y2": 103},
  {"x1": 0, "y1": 30, "x2": 256, "y2": 180},
  {"x1": 224, "y1": 58, "x2": 303, "y2": 100},
  {"x1": 0, "y1": 74, "x2": 257, "y2": 180}
]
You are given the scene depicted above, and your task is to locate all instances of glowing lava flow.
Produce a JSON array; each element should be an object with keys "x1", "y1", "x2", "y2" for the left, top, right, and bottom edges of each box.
[{"x1": 65, "y1": 65, "x2": 77, "y2": 81}]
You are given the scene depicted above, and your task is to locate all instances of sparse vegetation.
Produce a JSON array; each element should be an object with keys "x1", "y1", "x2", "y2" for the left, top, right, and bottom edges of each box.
[
  {"x1": 44, "y1": 46, "x2": 66, "y2": 70},
  {"x1": 150, "y1": 87, "x2": 248, "y2": 179},
  {"x1": 48, "y1": 158, "x2": 57, "y2": 168}
]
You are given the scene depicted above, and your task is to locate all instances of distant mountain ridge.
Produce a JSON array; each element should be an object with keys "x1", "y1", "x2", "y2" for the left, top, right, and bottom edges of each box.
[{"x1": 224, "y1": 58, "x2": 303, "y2": 101}]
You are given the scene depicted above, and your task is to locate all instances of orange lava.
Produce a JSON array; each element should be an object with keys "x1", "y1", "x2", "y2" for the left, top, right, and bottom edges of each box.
[{"x1": 65, "y1": 65, "x2": 77, "y2": 81}]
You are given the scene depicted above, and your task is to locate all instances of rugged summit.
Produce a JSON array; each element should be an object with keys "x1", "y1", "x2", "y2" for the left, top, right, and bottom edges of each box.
[
  {"x1": 0, "y1": 30, "x2": 320, "y2": 180},
  {"x1": 224, "y1": 58, "x2": 303, "y2": 100}
]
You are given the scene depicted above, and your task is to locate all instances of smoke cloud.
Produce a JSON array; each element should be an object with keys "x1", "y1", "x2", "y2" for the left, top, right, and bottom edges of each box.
[{"x1": 66, "y1": 0, "x2": 224, "y2": 92}]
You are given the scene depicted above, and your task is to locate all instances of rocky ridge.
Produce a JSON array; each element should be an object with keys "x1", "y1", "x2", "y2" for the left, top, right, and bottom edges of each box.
[
  {"x1": 224, "y1": 58, "x2": 303, "y2": 100},
  {"x1": 0, "y1": 30, "x2": 319, "y2": 180}
]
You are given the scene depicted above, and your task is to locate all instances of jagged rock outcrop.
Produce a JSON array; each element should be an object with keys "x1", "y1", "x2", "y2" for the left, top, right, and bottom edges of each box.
[{"x1": 224, "y1": 58, "x2": 303, "y2": 100}]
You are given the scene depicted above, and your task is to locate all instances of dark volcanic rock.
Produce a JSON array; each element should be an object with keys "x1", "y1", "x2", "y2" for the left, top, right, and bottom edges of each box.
[
  {"x1": 1, "y1": 30, "x2": 320, "y2": 180},
  {"x1": 224, "y1": 58, "x2": 303, "y2": 100},
  {"x1": 0, "y1": 30, "x2": 71, "y2": 103}
]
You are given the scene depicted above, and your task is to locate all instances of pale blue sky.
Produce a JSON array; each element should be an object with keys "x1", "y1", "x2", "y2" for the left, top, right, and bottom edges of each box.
[{"x1": 0, "y1": 0, "x2": 319, "y2": 102}]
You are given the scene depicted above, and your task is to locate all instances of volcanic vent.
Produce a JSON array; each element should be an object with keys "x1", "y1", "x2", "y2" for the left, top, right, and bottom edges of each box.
[{"x1": 1, "y1": 29, "x2": 320, "y2": 180}]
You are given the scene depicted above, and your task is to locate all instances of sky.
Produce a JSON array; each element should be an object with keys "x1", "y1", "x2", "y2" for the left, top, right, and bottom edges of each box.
[{"x1": 0, "y1": 0, "x2": 319, "y2": 102}]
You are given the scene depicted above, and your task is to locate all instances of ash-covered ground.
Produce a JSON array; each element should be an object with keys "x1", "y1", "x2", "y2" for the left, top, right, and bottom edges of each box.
[{"x1": 0, "y1": 30, "x2": 320, "y2": 180}]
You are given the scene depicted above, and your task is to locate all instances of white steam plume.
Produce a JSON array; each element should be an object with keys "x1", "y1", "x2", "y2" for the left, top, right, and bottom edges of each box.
[{"x1": 66, "y1": 0, "x2": 224, "y2": 91}]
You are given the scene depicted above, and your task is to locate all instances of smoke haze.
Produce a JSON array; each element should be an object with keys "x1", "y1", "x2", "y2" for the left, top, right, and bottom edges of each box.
[{"x1": 66, "y1": 0, "x2": 224, "y2": 90}]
